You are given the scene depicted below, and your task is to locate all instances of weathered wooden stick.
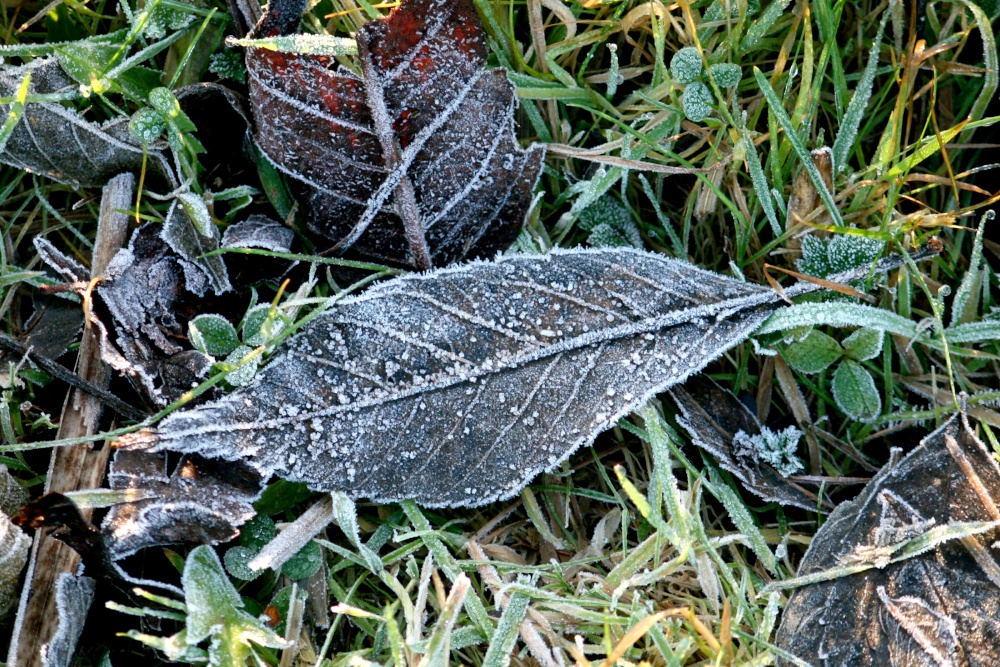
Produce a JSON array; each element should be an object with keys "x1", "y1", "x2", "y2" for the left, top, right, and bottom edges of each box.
[{"x1": 9, "y1": 173, "x2": 134, "y2": 667}]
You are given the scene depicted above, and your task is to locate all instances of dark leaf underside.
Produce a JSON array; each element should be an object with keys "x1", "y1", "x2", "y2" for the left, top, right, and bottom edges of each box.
[{"x1": 776, "y1": 414, "x2": 1000, "y2": 666}]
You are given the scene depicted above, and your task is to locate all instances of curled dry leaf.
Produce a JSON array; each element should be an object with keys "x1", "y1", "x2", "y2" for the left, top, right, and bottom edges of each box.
[
  {"x1": 0, "y1": 58, "x2": 170, "y2": 188},
  {"x1": 245, "y1": 0, "x2": 545, "y2": 269},
  {"x1": 102, "y1": 451, "x2": 261, "y2": 559},
  {"x1": 776, "y1": 414, "x2": 1000, "y2": 666},
  {"x1": 117, "y1": 248, "x2": 918, "y2": 507},
  {"x1": 669, "y1": 376, "x2": 820, "y2": 511}
]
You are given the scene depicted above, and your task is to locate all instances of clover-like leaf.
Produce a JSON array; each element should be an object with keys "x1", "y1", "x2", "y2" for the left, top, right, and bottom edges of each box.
[
  {"x1": 682, "y1": 81, "x2": 714, "y2": 122},
  {"x1": 189, "y1": 314, "x2": 240, "y2": 357},
  {"x1": 280, "y1": 540, "x2": 323, "y2": 580},
  {"x1": 709, "y1": 63, "x2": 742, "y2": 87},
  {"x1": 245, "y1": 0, "x2": 545, "y2": 269},
  {"x1": 783, "y1": 329, "x2": 844, "y2": 374},
  {"x1": 832, "y1": 359, "x2": 881, "y2": 421},
  {"x1": 670, "y1": 46, "x2": 703, "y2": 83},
  {"x1": 842, "y1": 327, "x2": 883, "y2": 361}
]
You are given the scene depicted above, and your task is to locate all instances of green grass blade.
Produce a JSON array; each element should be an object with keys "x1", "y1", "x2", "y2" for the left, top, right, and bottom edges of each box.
[
  {"x1": 0, "y1": 73, "x2": 31, "y2": 155},
  {"x1": 753, "y1": 66, "x2": 845, "y2": 230}
]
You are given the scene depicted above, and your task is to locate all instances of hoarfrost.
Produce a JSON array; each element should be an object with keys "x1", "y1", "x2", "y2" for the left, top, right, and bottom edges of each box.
[{"x1": 126, "y1": 247, "x2": 868, "y2": 507}]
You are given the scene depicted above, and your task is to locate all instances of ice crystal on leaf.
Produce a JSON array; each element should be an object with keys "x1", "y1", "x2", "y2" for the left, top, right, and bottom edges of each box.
[{"x1": 245, "y1": 0, "x2": 545, "y2": 269}]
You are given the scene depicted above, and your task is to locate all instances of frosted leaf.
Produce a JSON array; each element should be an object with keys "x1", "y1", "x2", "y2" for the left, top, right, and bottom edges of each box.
[
  {"x1": 245, "y1": 0, "x2": 545, "y2": 269},
  {"x1": 709, "y1": 63, "x2": 742, "y2": 88},
  {"x1": 782, "y1": 329, "x2": 844, "y2": 374},
  {"x1": 682, "y1": 81, "x2": 713, "y2": 122},
  {"x1": 832, "y1": 359, "x2": 881, "y2": 422},
  {"x1": 280, "y1": 540, "x2": 322, "y2": 579},
  {"x1": 209, "y1": 50, "x2": 247, "y2": 83},
  {"x1": 183, "y1": 546, "x2": 287, "y2": 660},
  {"x1": 102, "y1": 450, "x2": 261, "y2": 559},
  {"x1": 776, "y1": 414, "x2": 1000, "y2": 666},
  {"x1": 578, "y1": 196, "x2": 642, "y2": 249},
  {"x1": 189, "y1": 314, "x2": 240, "y2": 357},
  {"x1": 40, "y1": 574, "x2": 95, "y2": 667},
  {"x1": 733, "y1": 426, "x2": 804, "y2": 478},
  {"x1": 129, "y1": 108, "x2": 167, "y2": 144},
  {"x1": 242, "y1": 304, "x2": 289, "y2": 347},
  {"x1": 127, "y1": 247, "x2": 842, "y2": 508},
  {"x1": 798, "y1": 233, "x2": 885, "y2": 278},
  {"x1": 1, "y1": 464, "x2": 28, "y2": 516},
  {"x1": 670, "y1": 46, "x2": 703, "y2": 84},
  {"x1": 97, "y1": 225, "x2": 214, "y2": 405},
  {"x1": 221, "y1": 215, "x2": 295, "y2": 253},
  {"x1": 670, "y1": 376, "x2": 818, "y2": 509},
  {"x1": 33, "y1": 236, "x2": 88, "y2": 283},
  {"x1": 1, "y1": 502, "x2": 31, "y2": 618},
  {"x1": 224, "y1": 546, "x2": 262, "y2": 581},
  {"x1": 0, "y1": 58, "x2": 170, "y2": 188},
  {"x1": 223, "y1": 345, "x2": 260, "y2": 387},
  {"x1": 842, "y1": 327, "x2": 883, "y2": 361},
  {"x1": 161, "y1": 199, "x2": 232, "y2": 296}
]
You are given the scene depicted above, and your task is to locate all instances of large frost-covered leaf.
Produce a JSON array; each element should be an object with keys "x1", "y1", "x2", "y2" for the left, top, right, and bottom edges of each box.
[
  {"x1": 119, "y1": 248, "x2": 886, "y2": 507},
  {"x1": 776, "y1": 414, "x2": 1000, "y2": 666},
  {"x1": 245, "y1": 0, "x2": 544, "y2": 269},
  {"x1": 0, "y1": 58, "x2": 170, "y2": 188},
  {"x1": 1, "y1": 467, "x2": 30, "y2": 619}
]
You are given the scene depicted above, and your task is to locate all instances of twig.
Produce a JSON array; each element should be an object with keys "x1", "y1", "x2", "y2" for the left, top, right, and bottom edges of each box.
[
  {"x1": 9, "y1": 173, "x2": 134, "y2": 667},
  {"x1": 0, "y1": 333, "x2": 146, "y2": 422}
]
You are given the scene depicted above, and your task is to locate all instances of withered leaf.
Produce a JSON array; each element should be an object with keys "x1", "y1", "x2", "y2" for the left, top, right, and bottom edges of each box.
[
  {"x1": 669, "y1": 376, "x2": 820, "y2": 511},
  {"x1": 1, "y1": 467, "x2": 30, "y2": 619},
  {"x1": 97, "y1": 224, "x2": 213, "y2": 406},
  {"x1": 102, "y1": 451, "x2": 261, "y2": 559},
  {"x1": 776, "y1": 414, "x2": 1000, "y2": 666},
  {"x1": 245, "y1": 0, "x2": 545, "y2": 269},
  {"x1": 0, "y1": 58, "x2": 170, "y2": 188},
  {"x1": 120, "y1": 248, "x2": 893, "y2": 507}
]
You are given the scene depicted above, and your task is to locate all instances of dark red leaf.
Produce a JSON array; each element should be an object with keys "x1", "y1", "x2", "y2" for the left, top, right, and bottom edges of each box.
[{"x1": 245, "y1": 0, "x2": 544, "y2": 269}]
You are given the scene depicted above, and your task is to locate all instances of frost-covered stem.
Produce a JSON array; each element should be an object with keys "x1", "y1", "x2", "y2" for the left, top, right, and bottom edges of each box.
[{"x1": 356, "y1": 31, "x2": 433, "y2": 271}]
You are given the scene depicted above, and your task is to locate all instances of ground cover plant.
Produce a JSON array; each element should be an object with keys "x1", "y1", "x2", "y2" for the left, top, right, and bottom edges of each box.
[{"x1": 0, "y1": 0, "x2": 998, "y2": 665}]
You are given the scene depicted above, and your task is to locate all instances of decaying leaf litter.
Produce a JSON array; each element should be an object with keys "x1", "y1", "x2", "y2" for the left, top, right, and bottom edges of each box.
[{"x1": 0, "y1": 0, "x2": 998, "y2": 664}]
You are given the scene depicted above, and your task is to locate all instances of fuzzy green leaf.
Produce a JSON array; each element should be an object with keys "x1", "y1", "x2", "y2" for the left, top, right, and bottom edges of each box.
[
  {"x1": 841, "y1": 327, "x2": 883, "y2": 361},
  {"x1": 280, "y1": 540, "x2": 323, "y2": 580},
  {"x1": 783, "y1": 329, "x2": 843, "y2": 373},
  {"x1": 188, "y1": 314, "x2": 239, "y2": 357},
  {"x1": 709, "y1": 63, "x2": 742, "y2": 87},
  {"x1": 833, "y1": 360, "x2": 881, "y2": 421},
  {"x1": 682, "y1": 81, "x2": 713, "y2": 121},
  {"x1": 670, "y1": 46, "x2": 703, "y2": 83}
]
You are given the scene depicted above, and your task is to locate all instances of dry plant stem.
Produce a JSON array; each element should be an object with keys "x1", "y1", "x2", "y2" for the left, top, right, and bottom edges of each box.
[
  {"x1": 467, "y1": 541, "x2": 560, "y2": 667},
  {"x1": 355, "y1": 30, "x2": 433, "y2": 271},
  {"x1": 774, "y1": 354, "x2": 822, "y2": 475},
  {"x1": 9, "y1": 172, "x2": 134, "y2": 667},
  {"x1": 249, "y1": 494, "x2": 334, "y2": 572}
]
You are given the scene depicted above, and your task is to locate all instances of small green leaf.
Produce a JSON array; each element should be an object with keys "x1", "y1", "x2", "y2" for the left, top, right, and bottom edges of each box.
[
  {"x1": 280, "y1": 540, "x2": 323, "y2": 580},
  {"x1": 148, "y1": 87, "x2": 181, "y2": 117},
  {"x1": 128, "y1": 107, "x2": 166, "y2": 144},
  {"x1": 242, "y1": 304, "x2": 288, "y2": 347},
  {"x1": 223, "y1": 345, "x2": 259, "y2": 387},
  {"x1": 177, "y1": 192, "x2": 214, "y2": 238},
  {"x1": 842, "y1": 327, "x2": 883, "y2": 361},
  {"x1": 188, "y1": 314, "x2": 239, "y2": 357},
  {"x1": 783, "y1": 329, "x2": 843, "y2": 374},
  {"x1": 833, "y1": 360, "x2": 881, "y2": 421},
  {"x1": 240, "y1": 514, "x2": 277, "y2": 552},
  {"x1": 223, "y1": 546, "x2": 262, "y2": 581},
  {"x1": 182, "y1": 546, "x2": 287, "y2": 662},
  {"x1": 670, "y1": 46, "x2": 703, "y2": 83},
  {"x1": 681, "y1": 80, "x2": 713, "y2": 121},
  {"x1": 0, "y1": 73, "x2": 32, "y2": 155},
  {"x1": 709, "y1": 63, "x2": 742, "y2": 87}
]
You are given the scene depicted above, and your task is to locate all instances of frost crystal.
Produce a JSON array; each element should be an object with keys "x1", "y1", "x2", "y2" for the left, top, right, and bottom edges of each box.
[{"x1": 733, "y1": 426, "x2": 804, "y2": 477}]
